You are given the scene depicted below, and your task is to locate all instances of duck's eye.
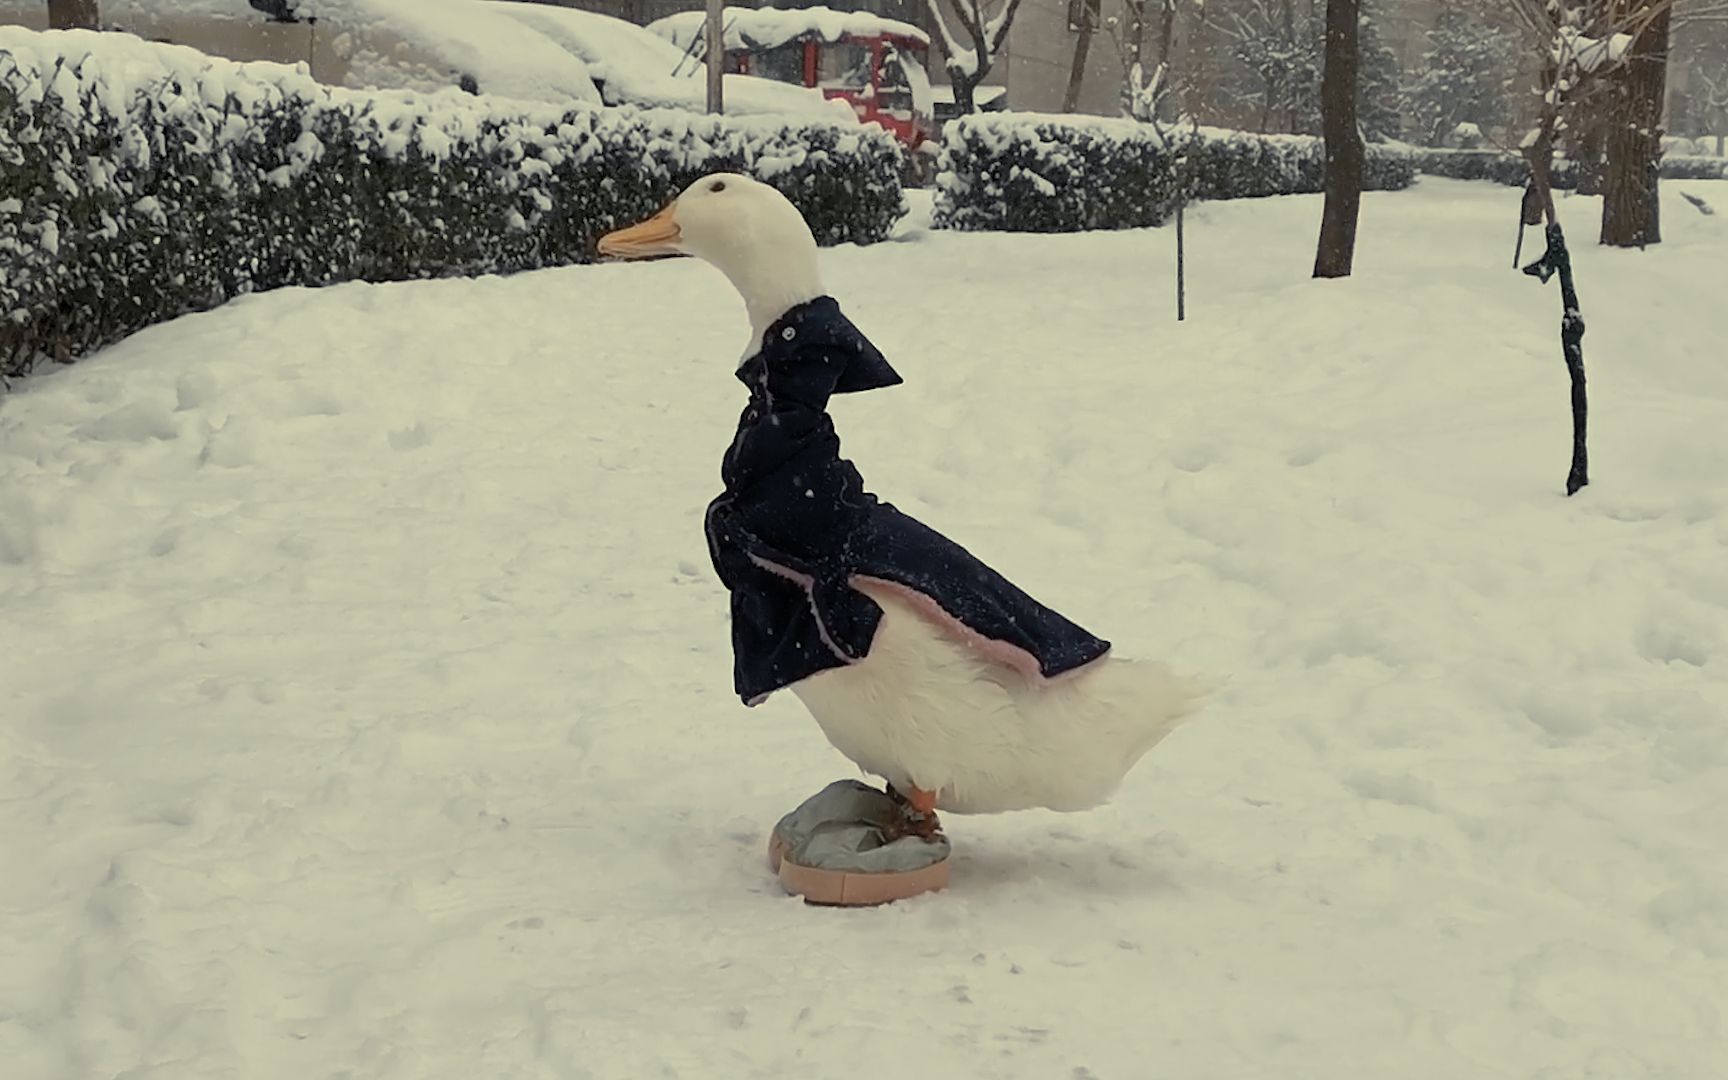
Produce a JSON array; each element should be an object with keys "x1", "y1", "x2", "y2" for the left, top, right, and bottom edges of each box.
[{"x1": 710, "y1": 180, "x2": 726, "y2": 193}]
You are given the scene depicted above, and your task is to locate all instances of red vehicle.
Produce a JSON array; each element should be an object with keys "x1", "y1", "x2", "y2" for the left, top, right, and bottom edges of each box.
[{"x1": 649, "y1": 6, "x2": 934, "y2": 153}]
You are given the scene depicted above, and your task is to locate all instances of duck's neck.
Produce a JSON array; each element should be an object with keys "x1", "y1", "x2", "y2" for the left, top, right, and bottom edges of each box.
[{"x1": 713, "y1": 247, "x2": 826, "y2": 353}]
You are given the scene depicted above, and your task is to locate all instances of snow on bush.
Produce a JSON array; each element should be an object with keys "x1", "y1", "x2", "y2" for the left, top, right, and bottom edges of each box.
[
  {"x1": 0, "y1": 28, "x2": 904, "y2": 380},
  {"x1": 933, "y1": 114, "x2": 1416, "y2": 233}
]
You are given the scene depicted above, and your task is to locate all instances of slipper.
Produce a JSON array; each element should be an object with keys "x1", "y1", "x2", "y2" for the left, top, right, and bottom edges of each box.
[{"x1": 766, "y1": 780, "x2": 951, "y2": 905}]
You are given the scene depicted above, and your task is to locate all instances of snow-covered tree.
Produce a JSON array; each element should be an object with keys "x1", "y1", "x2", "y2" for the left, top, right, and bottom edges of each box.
[
  {"x1": 1208, "y1": 0, "x2": 1322, "y2": 132},
  {"x1": 1356, "y1": 4, "x2": 1403, "y2": 141},
  {"x1": 1693, "y1": 59, "x2": 1728, "y2": 150},
  {"x1": 924, "y1": 0, "x2": 1027, "y2": 115},
  {"x1": 1672, "y1": 6, "x2": 1728, "y2": 150},
  {"x1": 1402, "y1": 8, "x2": 1515, "y2": 147},
  {"x1": 1200, "y1": 0, "x2": 1394, "y2": 136}
]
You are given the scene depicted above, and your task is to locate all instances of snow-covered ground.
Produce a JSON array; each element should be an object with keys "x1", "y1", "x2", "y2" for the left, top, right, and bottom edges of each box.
[{"x1": 3, "y1": 180, "x2": 1726, "y2": 1079}]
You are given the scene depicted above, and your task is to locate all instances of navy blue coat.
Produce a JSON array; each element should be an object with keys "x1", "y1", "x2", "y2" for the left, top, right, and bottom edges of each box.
[{"x1": 704, "y1": 297, "x2": 1111, "y2": 705}]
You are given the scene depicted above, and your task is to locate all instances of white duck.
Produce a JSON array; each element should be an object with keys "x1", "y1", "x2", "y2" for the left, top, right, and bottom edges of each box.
[{"x1": 600, "y1": 173, "x2": 1203, "y2": 832}]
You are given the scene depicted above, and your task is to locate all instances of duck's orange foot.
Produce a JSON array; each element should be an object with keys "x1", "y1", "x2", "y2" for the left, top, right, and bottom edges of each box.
[{"x1": 886, "y1": 783, "x2": 944, "y2": 841}]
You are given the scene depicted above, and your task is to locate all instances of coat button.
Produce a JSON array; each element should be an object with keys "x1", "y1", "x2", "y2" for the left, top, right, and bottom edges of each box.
[{"x1": 782, "y1": 327, "x2": 796, "y2": 340}]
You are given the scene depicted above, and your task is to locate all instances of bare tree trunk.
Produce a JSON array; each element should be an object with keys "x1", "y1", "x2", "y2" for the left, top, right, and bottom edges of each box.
[
  {"x1": 1062, "y1": 8, "x2": 1094, "y2": 112},
  {"x1": 1313, "y1": 0, "x2": 1362, "y2": 278},
  {"x1": 1600, "y1": 6, "x2": 1671, "y2": 247},
  {"x1": 47, "y1": 0, "x2": 99, "y2": 29}
]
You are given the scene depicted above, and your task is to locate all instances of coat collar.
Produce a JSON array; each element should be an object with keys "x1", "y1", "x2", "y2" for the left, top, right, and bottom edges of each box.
[{"x1": 737, "y1": 297, "x2": 903, "y2": 402}]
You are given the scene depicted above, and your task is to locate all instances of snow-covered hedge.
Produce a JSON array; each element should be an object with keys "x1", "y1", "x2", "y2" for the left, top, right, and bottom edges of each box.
[
  {"x1": 0, "y1": 29, "x2": 904, "y2": 379},
  {"x1": 1185, "y1": 128, "x2": 1416, "y2": 200},
  {"x1": 933, "y1": 116, "x2": 1180, "y2": 232},
  {"x1": 1406, "y1": 148, "x2": 1543, "y2": 187},
  {"x1": 1410, "y1": 148, "x2": 1726, "y2": 188},
  {"x1": 934, "y1": 115, "x2": 1416, "y2": 233}
]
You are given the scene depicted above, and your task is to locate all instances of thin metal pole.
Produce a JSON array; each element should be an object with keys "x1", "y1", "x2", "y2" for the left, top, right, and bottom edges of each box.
[
  {"x1": 705, "y1": 0, "x2": 724, "y2": 114},
  {"x1": 1176, "y1": 199, "x2": 1186, "y2": 322}
]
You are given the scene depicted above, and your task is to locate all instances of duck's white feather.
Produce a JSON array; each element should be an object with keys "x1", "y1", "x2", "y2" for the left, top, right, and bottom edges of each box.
[{"x1": 791, "y1": 581, "x2": 1204, "y2": 814}]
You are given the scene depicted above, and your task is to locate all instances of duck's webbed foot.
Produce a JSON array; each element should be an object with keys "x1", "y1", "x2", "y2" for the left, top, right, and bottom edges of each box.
[{"x1": 885, "y1": 783, "x2": 944, "y2": 841}]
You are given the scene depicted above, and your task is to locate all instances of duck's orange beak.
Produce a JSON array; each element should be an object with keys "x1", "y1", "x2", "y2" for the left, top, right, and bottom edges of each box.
[{"x1": 597, "y1": 204, "x2": 683, "y2": 259}]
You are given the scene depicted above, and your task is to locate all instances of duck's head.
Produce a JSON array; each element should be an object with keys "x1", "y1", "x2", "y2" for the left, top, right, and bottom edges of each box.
[{"x1": 598, "y1": 172, "x2": 825, "y2": 344}]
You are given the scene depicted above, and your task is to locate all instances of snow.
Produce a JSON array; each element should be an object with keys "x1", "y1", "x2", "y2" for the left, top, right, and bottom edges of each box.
[
  {"x1": 648, "y1": 5, "x2": 930, "y2": 52},
  {"x1": 485, "y1": 1, "x2": 850, "y2": 121},
  {"x1": 4, "y1": 180, "x2": 1728, "y2": 1078},
  {"x1": 1569, "y1": 30, "x2": 1635, "y2": 74},
  {"x1": 901, "y1": 42, "x2": 933, "y2": 119}
]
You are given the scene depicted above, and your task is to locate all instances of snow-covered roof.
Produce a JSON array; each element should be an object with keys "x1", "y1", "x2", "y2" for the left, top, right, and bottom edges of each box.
[
  {"x1": 487, "y1": 1, "x2": 851, "y2": 120},
  {"x1": 648, "y1": 5, "x2": 930, "y2": 54}
]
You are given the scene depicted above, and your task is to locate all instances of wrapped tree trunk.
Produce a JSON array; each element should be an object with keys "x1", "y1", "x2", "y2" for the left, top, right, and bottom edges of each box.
[
  {"x1": 1601, "y1": 6, "x2": 1672, "y2": 247},
  {"x1": 1313, "y1": 0, "x2": 1363, "y2": 279},
  {"x1": 1523, "y1": 116, "x2": 1589, "y2": 496},
  {"x1": 47, "y1": 0, "x2": 99, "y2": 28}
]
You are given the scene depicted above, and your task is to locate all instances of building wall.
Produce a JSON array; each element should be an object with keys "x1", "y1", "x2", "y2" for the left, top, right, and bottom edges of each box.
[{"x1": 997, "y1": 0, "x2": 1126, "y2": 116}]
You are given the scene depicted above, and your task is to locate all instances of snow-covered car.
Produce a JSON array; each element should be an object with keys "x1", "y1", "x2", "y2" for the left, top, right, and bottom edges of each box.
[
  {"x1": 0, "y1": 0, "x2": 602, "y2": 103},
  {"x1": 485, "y1": 1, "x2": 852, "y2": 121},
  {"x1": 0, "y1": 0, "x2": 853, "y2": 120}
]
